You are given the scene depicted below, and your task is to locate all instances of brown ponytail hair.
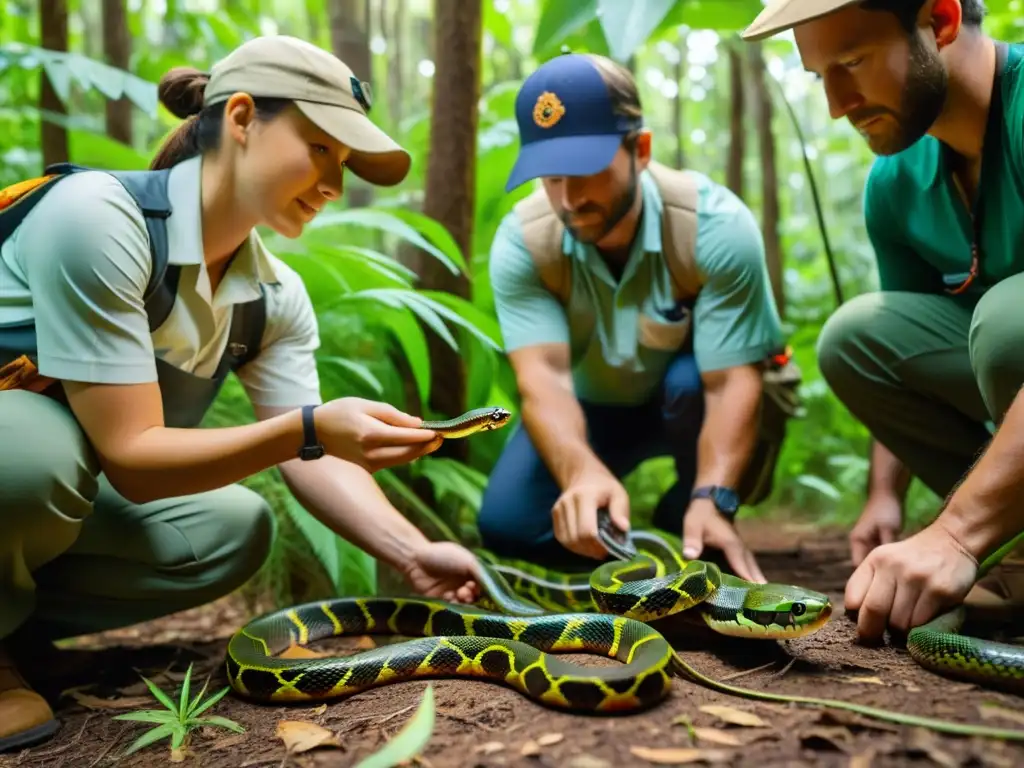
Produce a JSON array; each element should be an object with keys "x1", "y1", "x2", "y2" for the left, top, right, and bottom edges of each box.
[{"x1": 150, "y1": 66, "x2": 294, "y2": 171}]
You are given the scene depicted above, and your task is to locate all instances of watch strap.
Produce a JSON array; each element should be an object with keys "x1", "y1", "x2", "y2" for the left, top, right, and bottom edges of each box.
[{"x1": 298, "y1": 404, "x2": 325, "y2": 461}]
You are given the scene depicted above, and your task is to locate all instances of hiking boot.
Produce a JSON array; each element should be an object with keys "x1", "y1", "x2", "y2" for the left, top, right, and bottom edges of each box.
[{"x1": 0, "y1": 642, "x2": 60, "y2": 753}]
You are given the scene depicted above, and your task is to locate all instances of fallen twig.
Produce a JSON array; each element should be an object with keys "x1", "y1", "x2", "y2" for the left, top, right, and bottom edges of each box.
[
  {"x1": 720, "y1": 661, "x2": 776, "y2": 682},
  {"x1": 771, "y1": 658, "x2": 796, "y2": 679}
]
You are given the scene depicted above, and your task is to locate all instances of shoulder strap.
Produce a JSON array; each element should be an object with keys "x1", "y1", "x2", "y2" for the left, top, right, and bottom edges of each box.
[
  {"x1": 512, "y1": 190, "x2": 573, "y2": 305},
  {"x1": 645, "y1": 161, "x2": 702, "y2": 302},
  {"x1": 42, "y1": 163, "x2": 177, "y2": 333}
]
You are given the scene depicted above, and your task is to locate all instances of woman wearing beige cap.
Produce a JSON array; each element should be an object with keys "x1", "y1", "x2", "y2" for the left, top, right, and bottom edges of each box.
[{"x1": 0, "y1": 35, "x2": 481, "y2": 752}]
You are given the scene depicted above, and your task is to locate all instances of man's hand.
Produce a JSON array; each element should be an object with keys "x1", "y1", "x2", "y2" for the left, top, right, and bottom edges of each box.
[
  {"x1": 849, "y1": 492, "x2": 904, "y2": 566},
  {"x1": 552, "y1": 469, "x2": 631, "y2": 560},
  {"x1": 682, "y1": 501, "x2": 766, "y2": 583},
  {"x1": 401, "y1": 541, "x2": 482, "y2": 604},
  {"x1": 844, "y1": 521, "x2": 979, "y2": 643}
]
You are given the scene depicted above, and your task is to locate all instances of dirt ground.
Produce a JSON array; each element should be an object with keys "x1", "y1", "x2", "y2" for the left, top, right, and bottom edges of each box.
[{"x1": 5, "y1": 519, "x2": 1024, "y2": 768}]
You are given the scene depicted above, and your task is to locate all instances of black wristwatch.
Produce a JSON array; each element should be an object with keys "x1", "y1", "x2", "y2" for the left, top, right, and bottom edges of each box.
[
  {"x1": 298, "y1": 404, "x2": 325, "y2": 461},
  {"x1": 691, "y1": 485, "x2": 740, "y2": 522}
]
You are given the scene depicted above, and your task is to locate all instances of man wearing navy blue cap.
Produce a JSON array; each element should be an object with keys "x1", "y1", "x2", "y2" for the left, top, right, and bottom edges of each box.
[{"x1": 478, "y1": 53, "x2": 791, "y2": 582}]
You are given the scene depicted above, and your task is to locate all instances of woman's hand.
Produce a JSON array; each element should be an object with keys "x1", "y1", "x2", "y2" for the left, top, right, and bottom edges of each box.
[{"x1": 315, "y1": 398, "x2": 442, "y2": 472}]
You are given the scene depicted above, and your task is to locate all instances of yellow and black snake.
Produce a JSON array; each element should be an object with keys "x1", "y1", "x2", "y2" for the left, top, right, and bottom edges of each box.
[{"x1": 224, "y1": 406, "x2": 1024, "y2": 739}]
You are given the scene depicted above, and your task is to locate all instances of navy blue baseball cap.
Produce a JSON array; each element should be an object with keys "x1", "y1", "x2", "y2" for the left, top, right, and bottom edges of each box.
[{"x1": 505, "y1": 53, "x2": 642, "y2": 193}]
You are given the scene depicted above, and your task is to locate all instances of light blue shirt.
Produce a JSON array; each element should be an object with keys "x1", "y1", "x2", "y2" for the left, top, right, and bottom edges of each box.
[{"x1": 488, "y1": 169, "x2": 783, "y2": 405}]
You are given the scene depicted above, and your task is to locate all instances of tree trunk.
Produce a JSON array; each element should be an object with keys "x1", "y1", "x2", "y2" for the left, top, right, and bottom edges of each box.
[
  {"x1": 102, "y1": 0, "x2": 132, "y2": 146},
  {"x1": 673, "y1": 30, "x2": 687, "y2": 170},
  {"x1": 748, "y1": 42, "x2": 784, "y2": 318},
  {"x1": 726, "y1": 44, "x2": 745, "y2": 200},
  {"x1": 329, "y1": 0, "x2": 374, "y2": 207},
  {"x1": 39, "y1": 0, "x2": 69, "y2": 170},
  {"x1": 414, "y1": 0, "x2": 482, "y2": 461},
  {"x1": 386, "y1": 0, "x2": 405, "y2": 128}
]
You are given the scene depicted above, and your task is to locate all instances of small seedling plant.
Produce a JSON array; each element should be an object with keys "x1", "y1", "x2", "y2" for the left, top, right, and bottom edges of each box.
[{"x1": 113, "y1": 662, "x2": 245, "y2": 758}]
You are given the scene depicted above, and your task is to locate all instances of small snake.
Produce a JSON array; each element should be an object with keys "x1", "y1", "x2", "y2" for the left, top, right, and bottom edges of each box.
[{"x1": 420, "y1": 406, "x2": 512, "y2": 439}]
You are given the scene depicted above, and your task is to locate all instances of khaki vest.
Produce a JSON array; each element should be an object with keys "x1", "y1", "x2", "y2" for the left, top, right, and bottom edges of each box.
[
  {"x1": 512, "y1": 161, "x2": 703, "y2": 307},
  {"x1": 509, "y1": 161, "x2": 803, "y2": 507}
]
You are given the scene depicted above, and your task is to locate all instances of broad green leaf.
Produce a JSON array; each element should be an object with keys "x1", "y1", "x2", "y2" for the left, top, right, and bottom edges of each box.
[
  {"x1": 336, "y1": 536, "x2": 378, "y2": 597},
  {"x1": 349, "y1": 290, "x2": 461, "y2": 352},
  {"x1": 465, "y1": 341, "x2": 498, "y2": 410},
  {"x1": 533, "y1": 0, "x2": 598, "y2": 57},
  {"x1": 69, "y1": 129, "x2": 151, "y2": 171},
  {"x1": 321, "y1": 356, "x2": 385, "y2": 396},
  {"x1": 381, "y1": 306, "x2": 432, "y2": 406},
  {"x1": 375, "y1": 470, "x2": 460, "y2": 543},
  {"x1": 415, "y1": 458, "x2": 489, "y2": 510},
  {"x1": 284, "y1": 497, "x2": 341, "y2": 587},
  {"x1": 381, "y1": 207, "x2": 469, "y2": 274},
  {"x1": 484, "y1": 2, "x2": 514, "y2": 49},
  {"x1": 597, "y1": 0, "x2": 676, "y2": 63},
  {"x1": 418, "y1": 291, "x2": 505, "y2": 349},
  {"x1": 309, "y1": 208, "x2": 463, "y2": 276},
  {"x1": 354, "y1": 684, "x2": 436, "y2": 768},
  {"x1": 652, "y1": 0, "x2": 766, "y2": 37},
  {"x1": 400, "y1": 293, "x2": 504, "y2": 353}
]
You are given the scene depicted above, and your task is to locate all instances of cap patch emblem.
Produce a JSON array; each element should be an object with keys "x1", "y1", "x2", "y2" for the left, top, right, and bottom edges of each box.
[{"x1": 533, "y1": 91, "x2": 565, "y2": 129}]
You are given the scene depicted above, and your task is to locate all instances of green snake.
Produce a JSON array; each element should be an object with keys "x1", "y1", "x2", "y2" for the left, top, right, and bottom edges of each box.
[
  {"x1": 905, "y1": 531, "x2": 1024, "y2": 694},
  {"x1": 225, "y1": 405, "x2": 1024, "y2": 740}
]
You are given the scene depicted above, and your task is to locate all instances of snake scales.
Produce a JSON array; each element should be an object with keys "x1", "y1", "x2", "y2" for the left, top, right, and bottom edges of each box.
[{"x1": 225, "y1": 406, "x2": 1024, "y2": 739}]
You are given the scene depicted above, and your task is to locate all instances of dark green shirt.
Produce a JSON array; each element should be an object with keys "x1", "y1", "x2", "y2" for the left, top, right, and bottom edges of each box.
[{"x1": 863, "y1": 42, "x2": 1024, "y2": 305}]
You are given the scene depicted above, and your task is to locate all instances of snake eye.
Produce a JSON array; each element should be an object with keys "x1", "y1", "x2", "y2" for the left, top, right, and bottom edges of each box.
[{"x1": 791, "y1": 602, "x2": 806, "y2": 617}]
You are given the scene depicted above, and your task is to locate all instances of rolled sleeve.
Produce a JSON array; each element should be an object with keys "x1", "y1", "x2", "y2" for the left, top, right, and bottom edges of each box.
[
  {"x1": 18, "y1": 171, "x2": 157, "y2": 383},
  {"x1": 488, "y1": 213, "x2": 570, "y2": 352},
  {"x1": 236, "y1": 258, "x2": 323, "y2": 408},
  {"x1": 691, "y1": 187, "x2": 784, "y2": 372}
]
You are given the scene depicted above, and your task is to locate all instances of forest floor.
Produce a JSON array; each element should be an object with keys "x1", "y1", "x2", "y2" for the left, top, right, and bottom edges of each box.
[{"x1": 5, "y1": 517, "x2": 1024, "y2": 768}]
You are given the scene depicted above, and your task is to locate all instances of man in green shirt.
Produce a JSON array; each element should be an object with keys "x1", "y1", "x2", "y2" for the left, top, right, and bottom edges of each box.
[
  {"x1": 478, "y1": 52, "x2": 789, "y2": 582},
  {"x1": 742, "y1": 0, "x2": 1024, "y2": 642}
]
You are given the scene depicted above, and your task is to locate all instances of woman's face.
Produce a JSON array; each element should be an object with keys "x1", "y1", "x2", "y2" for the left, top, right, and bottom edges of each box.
[{"x1": 227, "y1": 98, "x2": 351, "y2": 237}]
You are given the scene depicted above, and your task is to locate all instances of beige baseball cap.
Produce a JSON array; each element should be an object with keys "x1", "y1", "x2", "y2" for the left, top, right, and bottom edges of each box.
[
  {"x1": 203, "y1": 35, "x2": 410, "y2": 187},
  {"x1": 742, "y1": 0, "x2": 862, "y2": 41}
]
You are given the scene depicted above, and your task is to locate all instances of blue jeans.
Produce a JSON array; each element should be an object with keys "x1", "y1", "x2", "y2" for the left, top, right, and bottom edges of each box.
[{"x1": 477, "y1": 354, "x2": 704, "y2": 569}]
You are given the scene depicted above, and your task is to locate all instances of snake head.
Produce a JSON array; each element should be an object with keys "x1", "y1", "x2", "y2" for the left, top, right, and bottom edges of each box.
[
  {"x1": 482, "y1": 407, "x2": 512, "y2": 430},
  {"x1": 731, "y1": 583, "x2": 833, "y2": 638}
]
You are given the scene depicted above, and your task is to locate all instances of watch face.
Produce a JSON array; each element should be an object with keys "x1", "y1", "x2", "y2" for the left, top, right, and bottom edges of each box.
[{"x1": 713, "y1": 487, "x2": 740, "y2": 514}]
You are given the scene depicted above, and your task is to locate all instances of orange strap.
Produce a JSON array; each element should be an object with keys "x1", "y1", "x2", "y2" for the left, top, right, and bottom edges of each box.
[
  {"x1": 0, "y1": 355, "x2": 56, "y2": 394},
  {"x1": 0, "y1": 175, "x2": 56, "y2": 212}
]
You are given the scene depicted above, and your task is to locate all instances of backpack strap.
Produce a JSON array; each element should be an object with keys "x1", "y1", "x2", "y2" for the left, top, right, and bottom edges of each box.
[
  {"x1": 645, "y1": 162, "x2": 702, "y2": 302},
  {"x1": 41, "y1": 163, "x2": 178, "y2": 333},
  {"x1": 513, "y1": 189, "x2": 573, "y2": 306}
]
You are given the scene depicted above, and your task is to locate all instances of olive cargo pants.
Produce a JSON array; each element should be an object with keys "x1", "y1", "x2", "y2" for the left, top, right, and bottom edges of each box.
[
  {"x1": 816, "y1": 276, "x2": 1024, "y2": 500},
  {"x1": 0, "y1": 389, "x2": 275, "y2": 642}
]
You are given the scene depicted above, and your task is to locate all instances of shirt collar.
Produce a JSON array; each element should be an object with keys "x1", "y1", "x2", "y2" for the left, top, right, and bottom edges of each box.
[{"x1": 165, "y1": 156, "x2": 281, "y2": 305}]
